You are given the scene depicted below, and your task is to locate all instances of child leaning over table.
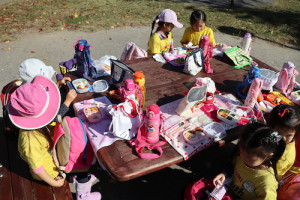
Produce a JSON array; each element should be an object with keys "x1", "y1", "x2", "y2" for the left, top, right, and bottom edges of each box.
[
  {"x1": 147, "y1": 9, "x2": 183, "y2": 56},
  {"x1": 7, "y1": 76, "x2": 101, "y2": 200},
  {"x1": 267, "y1": 104, "x2": 300, "y2": 200},
  {"x1": 180, "y1": 10, "x2": 216, "y2": 47},
  {"x1": 212, "y1": 122, "x2": 286, "y2": 200}
]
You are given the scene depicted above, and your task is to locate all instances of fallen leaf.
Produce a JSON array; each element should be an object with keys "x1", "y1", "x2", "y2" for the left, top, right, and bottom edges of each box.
[
  {"x1": 31, "y1": 51, "x2": 36, "y2": 53},
  {"x1": 109, "y1": 37, "x2": 112, "y2": 40},
  {"x1": 5, "y1": 40, "x2": 9, "y2": 44},
  {"x1": 63, "y1": 22, "x2": 68, "y2": 26}
]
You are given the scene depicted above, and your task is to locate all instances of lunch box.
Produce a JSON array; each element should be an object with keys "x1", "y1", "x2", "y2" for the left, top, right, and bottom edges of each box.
[{"x1": 72, "y1": 78, "x2": 90, "y2": 93}]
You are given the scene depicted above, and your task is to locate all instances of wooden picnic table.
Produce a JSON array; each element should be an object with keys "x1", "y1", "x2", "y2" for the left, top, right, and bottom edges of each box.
[{"x1": 66, "y1": 55, "x2": 276, "y2": 182}]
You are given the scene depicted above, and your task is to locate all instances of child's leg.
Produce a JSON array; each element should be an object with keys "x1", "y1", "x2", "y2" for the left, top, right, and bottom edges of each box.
[{"x1": 74, "y1": 173, "x2": 101, "y2": 200}]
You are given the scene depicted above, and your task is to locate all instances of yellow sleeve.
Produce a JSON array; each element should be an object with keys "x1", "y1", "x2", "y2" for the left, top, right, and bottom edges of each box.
[
  {"x1": 180, "y1": 28, "x2": 191, "y2": 45},
  {"x1": 256, "y1": 178, "x2": 278, "y2": 200},
  {"x1": 18, "y1": 130, "x2": 44, "y2": 170},
  {"x1": 148, "y1": 33, "x2": 162, "y2": 55},
  {"x1": 277, "y1": 142, "x2": 296, "y2": 179},
  {"x1": 206, "y1": 27, "x2": 216, "y2": 45}
]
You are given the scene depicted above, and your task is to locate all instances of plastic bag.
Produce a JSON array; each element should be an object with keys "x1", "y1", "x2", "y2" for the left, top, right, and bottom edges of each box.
[{"x1": 92, "y1": 55, "x2": 117, "y2": 78}]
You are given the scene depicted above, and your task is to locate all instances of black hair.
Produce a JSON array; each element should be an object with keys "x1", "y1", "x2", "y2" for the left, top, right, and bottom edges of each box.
[
  {"x1": 267, "y1": 104, "x2": 300, "y2": 132},
  {"x1": 150, "y1": 16, "x2": 172, "y2": 37},
  {"x1": 239, "y1": 122, "x2": 286, "y2": 180},
  {"x1": 190, "y1": 10, "x2": 207, "y2": 26}
]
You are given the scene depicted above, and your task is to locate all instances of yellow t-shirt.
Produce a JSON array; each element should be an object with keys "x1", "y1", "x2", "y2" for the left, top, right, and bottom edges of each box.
[
  {"x1": 277, "y1": 141, "x2": 296, "y2": 179},
  {"x1": 147, "y1": 32, "x2": 173, "y2": 56},
  {"x1": 229, "y1": 156, "x2": 278, "y2": 200},
  {"x1": 180, "y1": 26, "x2": 216, "y2": 46},
  {"x1": 18, "y1": 129, "x2": 59, "y2": 181}
]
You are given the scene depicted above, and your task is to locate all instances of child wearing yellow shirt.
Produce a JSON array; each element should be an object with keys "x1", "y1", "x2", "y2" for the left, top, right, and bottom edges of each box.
[
  {"x1": 148, "y1": 9, "x2": 183, "y2": 56},
  {"x1": 181, "y1": 10, "x2": 215, "y2": 47}
]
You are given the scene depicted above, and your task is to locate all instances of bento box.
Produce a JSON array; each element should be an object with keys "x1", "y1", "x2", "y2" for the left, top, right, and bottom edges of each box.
[
  {"x1": 83, "y1": 106, "x2": 103, "y2": 123},
  {"x1": 72, "y1": 78, "x2": 90, "y2": 93}
]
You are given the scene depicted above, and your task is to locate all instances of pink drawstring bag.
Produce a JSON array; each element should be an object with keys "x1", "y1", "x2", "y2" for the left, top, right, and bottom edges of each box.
[
  {"x1": 276, "y1": 62, "x2": 299, "y2": 97},
  {"x1": 278, "y1": 173, "x2": 300, "y2": 200},
  {"x1": 184, "y1": 178, "x2": 232, "y2": 200},
  {"x1": 199, "y1": 36, "x2": 213, "y2": 74},
  {"x1": 120, "y1": 42, "x2": 147, "y2": 61}
]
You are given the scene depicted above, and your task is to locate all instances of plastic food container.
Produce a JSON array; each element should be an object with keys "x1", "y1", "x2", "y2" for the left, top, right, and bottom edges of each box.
[
  {"x1": 93, "y1": 80, "x2": 109, "y2": 93},
  {"x1": 72, "y1": 78, "x2": 90, "y2": 93},
  {"x1": 183, "y1": 129, "x2": 206, "y2": 144},
  {"x1": 203, "y1": 122, "x2": 226, "y2": 140},
  {"x1": 217, "y1": 108, "x2": 240, "y2": 125},
  {"x1": 84, "y1": 107, "x2": 103, "y2": 123}
]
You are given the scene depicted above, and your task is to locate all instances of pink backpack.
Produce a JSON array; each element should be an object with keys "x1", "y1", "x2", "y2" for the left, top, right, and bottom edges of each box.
[
  {"x1": 128, "y1": 104, "x2": 166, "y2": 159},
  {"x1": 276, "y1": 62, "x2": 299, "y2": 97},
  {"x1": 52, "y1": 116, "x2": 94, "y2": 174},
  {"x1": 120, "y1": 42, "x2": 147, "y2": 61},
  {"x1": 184, "y1": 178, "x2": 232, "y2": 200}
]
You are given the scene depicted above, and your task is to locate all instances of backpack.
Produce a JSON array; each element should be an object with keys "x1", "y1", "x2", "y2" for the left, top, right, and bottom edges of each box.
[
  {"x1": 183, "y1": 48, "x2": 204, "y2": 76},
  {"x1": 120, "y1": 42, "x2": 147, "y2": 61},
  {"x1": 74, "y1": 39, "x2": 96, "y2": 80},
  {"x1": 276, "y1": 62, "x2": 299, "y2": 97},
  {"x1": 128, "y1": 104, "x2": 166, "y2": 159},
  {"x1": 1, "y1": 79, "x2": 22, "y2": 133},
  {"x1": 52, "y1": 115, "x2": 94, "y2": 174},
  {"x1": 236, "y1": 63, "x2": 261, "y2": 100},
  {"x1": 184, "y1": 178, "x2": 232, "y2": 200},
  {"x1": 278, "y1": 173, "x2": 300, "y2": 200}
]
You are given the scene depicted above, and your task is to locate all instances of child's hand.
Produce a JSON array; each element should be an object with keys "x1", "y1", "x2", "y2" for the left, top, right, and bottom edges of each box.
[
  {"x1": 213, "y1": 173, "x2": 226, "y2": 186},
  {"x1": 54, "y1": 178, "x2": 65, "y2": 187},
  {"x1": 64, "y1": 89, "x2": 77, "y2": 107},
  {"x1": 57, "y1": 77, "x2": 72, "y2": 87}
]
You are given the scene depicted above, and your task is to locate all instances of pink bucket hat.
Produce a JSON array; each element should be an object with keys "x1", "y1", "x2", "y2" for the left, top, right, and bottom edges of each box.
[
  {"x1": 7, "y1": 75, "x2": 61, "y2": 130},
  {"x1": 158, "y1": 9, "x2": 183, "y2": 28}
]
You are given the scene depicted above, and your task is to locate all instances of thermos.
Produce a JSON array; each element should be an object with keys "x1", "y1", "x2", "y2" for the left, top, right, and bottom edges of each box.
[
  {"x1": 134, "y1": 71, "x2": 146, "y2": 108},
  {"x1": 241, "y1": 32, "x2": 252, "y2": 56},
  {"x1": 145, "y1": 104, "x2": 161, "y2": 144},
  {"x1": 199, "y1": 35, "x2": 210, "y2": 56}
]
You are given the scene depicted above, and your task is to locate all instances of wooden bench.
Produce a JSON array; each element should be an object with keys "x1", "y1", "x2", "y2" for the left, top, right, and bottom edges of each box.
[{"x1": 0, "y1": 120, "x2": 73, "y2": 200}]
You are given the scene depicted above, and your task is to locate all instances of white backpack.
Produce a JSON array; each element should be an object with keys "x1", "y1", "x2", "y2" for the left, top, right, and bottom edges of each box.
[{"x1": 183, "y1": 49, "x2": 204, "y2": 76}]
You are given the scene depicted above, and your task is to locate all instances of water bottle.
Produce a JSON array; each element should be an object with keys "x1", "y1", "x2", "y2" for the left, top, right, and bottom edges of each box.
[
  {"x1": 134, "y1": 71, "x2": 146, "y2": 108},
  {"x1": 199, "y1": 35, "x2": 210, "y2": 56},
  {"x1": 145, "y1": 104, "x2": 161, "y2": 144},
  {"x1": 241, "y1": 32, "x2": 252, "y2": 56}
]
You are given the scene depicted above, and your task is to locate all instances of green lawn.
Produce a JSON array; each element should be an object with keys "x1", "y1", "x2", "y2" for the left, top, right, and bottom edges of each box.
[{"x1": 0, "y1": 0, "x2": 299, "y2": 48}]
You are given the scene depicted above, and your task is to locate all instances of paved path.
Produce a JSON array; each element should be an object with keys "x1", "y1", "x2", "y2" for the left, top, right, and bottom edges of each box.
[{"x1": 173, "y1": 0, "x2": 274, "y2": 8}]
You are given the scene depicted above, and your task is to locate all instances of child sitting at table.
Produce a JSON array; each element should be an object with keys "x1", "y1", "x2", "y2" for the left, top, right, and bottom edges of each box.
[
  {"x1": 7, "y1": 76, "x2": 101, "y2": 200},
  {"x1": 212, "y1": 122, "x2": 285, "y2": 199},
  {"x1": 180, "y1": 10, "x2": 216, "y2": 47},
  {"x1": 267, "y1": 104, "x2": 300, "y2": 180},
  {"x1": 267, "y1": 104, "x2": 300, "y2": 199},
  {"x1": 148, "y1": 9, "x2": 183, "y2": 56}
]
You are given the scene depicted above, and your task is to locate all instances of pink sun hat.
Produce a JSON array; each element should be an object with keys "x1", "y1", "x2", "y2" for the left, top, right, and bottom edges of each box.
[
  {"x1": 158, "y1": 9, "x2": 183, "y2": 28},
  {"x1": 7, "y1": 75, "x2": 61, "y2": 130}
]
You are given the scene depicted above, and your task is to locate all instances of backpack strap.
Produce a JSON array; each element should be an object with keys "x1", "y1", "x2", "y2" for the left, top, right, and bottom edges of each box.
[
  {"x1": 78, "y1": 118, "x2": 88, "y2": 164},
  {"x1": 119, "y1": 99, "x2": 138, "y2": 118}
]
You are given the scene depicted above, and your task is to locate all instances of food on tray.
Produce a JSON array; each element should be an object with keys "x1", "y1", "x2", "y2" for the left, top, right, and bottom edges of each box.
[
  {"x1": 183, "y1": 127, "x2": 206, "y2": 144},
  {"x1": 72, "y1": 78, "x2": 90, "y2": 93},
  {"x1": 217, "y1": 109, "x2": 240, "y2": 125},
  {"x1": 84, "y1": 107, "x2": 102, "y2": 123}
]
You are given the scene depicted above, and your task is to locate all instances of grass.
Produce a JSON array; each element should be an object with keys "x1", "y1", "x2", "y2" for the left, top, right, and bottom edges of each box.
[{"x1": 0, "y1": 0, "x2": 299, "y2": 49}]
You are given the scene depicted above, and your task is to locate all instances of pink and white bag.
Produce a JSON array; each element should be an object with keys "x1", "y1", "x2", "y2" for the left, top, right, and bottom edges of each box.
[
  {"x1": 120, "y1": 42, "x2": 147, "y2": 61},
  {"x1": 276, "y1": 62, "x2": 299, "y2": 97}
]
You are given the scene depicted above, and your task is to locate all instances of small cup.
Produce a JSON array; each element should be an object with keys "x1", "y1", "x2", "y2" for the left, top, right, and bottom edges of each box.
[{"x1": 173, "y1": 48, "x2": 178, "y2": 55}]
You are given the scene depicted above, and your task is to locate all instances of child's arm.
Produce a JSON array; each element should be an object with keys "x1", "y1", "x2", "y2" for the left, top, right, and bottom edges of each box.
[
  {"x1": 34, "y1": 167, "x2": 65, "y2": 187},
  {"x1": 63, "y1": 89, "x2": 77, "y2": 107},
  {"x1": 56, "y1": 77, "x2": 72, "y2": 88}
]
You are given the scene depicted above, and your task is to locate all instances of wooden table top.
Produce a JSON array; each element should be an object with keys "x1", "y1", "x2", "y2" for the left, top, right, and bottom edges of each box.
[{"x1": 66, "y1": 55, "x2": 276, "y2": 181}]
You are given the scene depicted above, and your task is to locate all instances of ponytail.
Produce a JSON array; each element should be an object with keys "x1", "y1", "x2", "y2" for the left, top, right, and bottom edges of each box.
[
  {"x1": 150, "y1": 15, "x2": 159, "y2": 37},
  {"x1": 271, "y1": 138, "x2": 286, "y2": 181}
]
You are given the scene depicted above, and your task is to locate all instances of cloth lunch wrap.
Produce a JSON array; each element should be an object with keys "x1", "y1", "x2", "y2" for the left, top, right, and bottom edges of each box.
[
  {"x1": 224, "y1": 46, "x2": 253, "y2": 69},
  {"x1": 160, "y1": 94, "x2": 243, "y2": 160},
  {"x1": 163, "y1": 52, "x2": 187, "y2": 66}
]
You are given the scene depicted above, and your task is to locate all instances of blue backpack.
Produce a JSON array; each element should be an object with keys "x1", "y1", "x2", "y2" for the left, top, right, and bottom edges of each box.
[
  {"x1": 236, "y1": 63, "x2": 261, "y2": 100},
  {"x1": 74, "y1": 40, "x2": 97, "y2": 80}
]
